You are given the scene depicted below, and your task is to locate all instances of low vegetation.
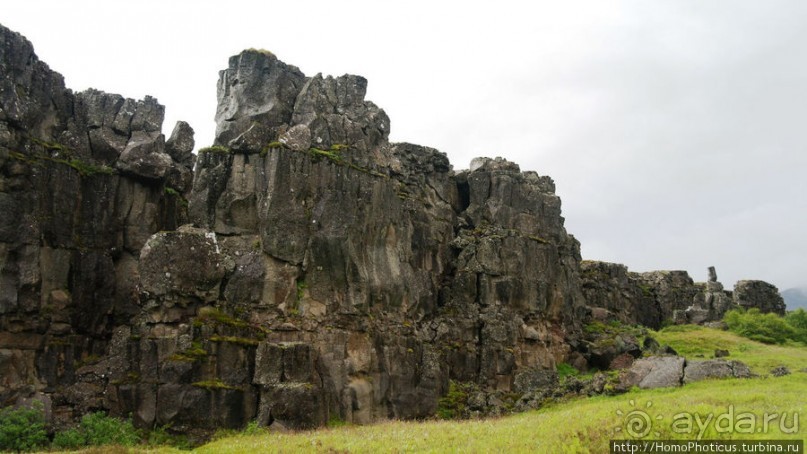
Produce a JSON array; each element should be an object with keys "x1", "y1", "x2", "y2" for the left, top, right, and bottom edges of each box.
[
  {"x1": 653, "y1": 324, "x2": 807, "y2": 374},
  {"x1": 0, "y1": 409, "x2": 142, "y2": 452},
  {"x1": 723, "y1": 308, "x2": 807, "y2": 345}
]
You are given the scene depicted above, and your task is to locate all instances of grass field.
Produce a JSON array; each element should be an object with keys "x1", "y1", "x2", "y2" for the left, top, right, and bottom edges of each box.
[{"x1": 173, "y1": 326, "x2": 806, "y2": 453}]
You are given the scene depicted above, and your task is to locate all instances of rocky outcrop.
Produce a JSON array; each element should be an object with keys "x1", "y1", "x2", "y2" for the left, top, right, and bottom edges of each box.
[
  {"x1": 126, "y1": 47, "x2": 588, "y2": 429},
  {"x1": 683, "y1": 359, "x2": 752, "y2": 383},
  {"x1": 0, "y1": 23, "x2": 192, "y2": 425},
  {"x1": 733, "y1": 280, "x2": 786, "y2": 316},
  {"x1": 581, "y1": 263, "x2": 785, "y2": 328},
  {"x1": 0, "y1": 26, "x2": 588, "y2": 432},
  {"x1": 580, "y1": 262, "x2": 699, "y2": 329},
  {"x1": 619, "y1": 357, "x2": 752, "y2": 390},
  {"x1": 580, "y1": 261, "x2": 659, "y2": 328},
  {"x1": 213, "y1": 49, "x2": 389, "y2": 157}
]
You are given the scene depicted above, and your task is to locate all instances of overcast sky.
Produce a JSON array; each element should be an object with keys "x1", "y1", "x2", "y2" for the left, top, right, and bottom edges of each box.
[{"x1": 4, "y1": 1, "x2": 806, "y2": 290}]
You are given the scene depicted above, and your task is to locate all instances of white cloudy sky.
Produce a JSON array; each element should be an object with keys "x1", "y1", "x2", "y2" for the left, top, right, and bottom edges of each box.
[{"x1": 5, "y1": 1, "x2": 806, "y2": 290}]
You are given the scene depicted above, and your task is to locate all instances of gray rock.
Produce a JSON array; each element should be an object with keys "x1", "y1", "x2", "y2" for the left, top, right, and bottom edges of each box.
[
  {"x1": 513, "y1": 367, "x2": 557, "y2": 393},
  {"x1": 714, "y1": 349, "x2": 729, "y2": 358},
  {"x1": 291, "y1": 73, "x2": 390, "y2": 153},
  {"x1": 734, "y1": 280, "x2": 786, "y2": 315},
  {"x1": 683, "y1": 359, "x2": 752, "y2": 383},
  {"x1": 703, "y1": 321, "x2": 728, "y2": 330},
  {"x1": 708, "y1": 266, "x2": 718, "y2": 282},
  {"x1": 138, "y1": 227, "x2": 230, "y2": 300},
  {"x1": 117, "y1": 131, "x2": 173, "y2": 179},
  {"x1": 278, "y1": 124, "x2": 311, "y2": 152},
  {"x1": 770, "y1": 366, "x2": 791, "y2": 377},
  {"x1": 620, "y1": 356, "x2": 685, "y2": 389},
  {"x1": 215, "y1": 49, "x2": 306, "y2": 148},
  {"x1": 165, "y1": 121, "x2": 195, "y2": 166}
]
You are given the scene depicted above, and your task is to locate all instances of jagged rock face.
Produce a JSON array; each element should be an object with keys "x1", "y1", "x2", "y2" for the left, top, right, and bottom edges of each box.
[
  {"x1": 215, "y1": 50, "x2": 306, "y2": 149},
  {"x1": 213, "y1": 49, "x2": 389, "y2": 155},
  {"x1": 0, "y1": 27, "x2": 590, "y2": 430},
  {"x1": 733, "y1": 280, "x2": 786, "y2": 315},
  {"x1": 580, "y1": 263, "x2": 744, "y2": 329},
  {"x1": 580, "y1": 263, "x2": 698, "y2": 329},
  {"x1": 582, "y1": 263, "x2": 788, "y2": 328},
  {"x1": 2, "y1": 23, "x2": 786, "y2": 433},
  {"x1": 0, "y1": 23, "x2": 192, "y2": 422},
  {"x1": 126, "y1": 49, "x2": 586, "y2": 429},
  {"x1": 580, "y1": 261, "x2": 659, "y2": 327}
]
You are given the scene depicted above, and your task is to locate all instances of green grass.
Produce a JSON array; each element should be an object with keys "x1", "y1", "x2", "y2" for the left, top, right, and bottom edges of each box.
[
  {"x1": 172, "y1": 326, "x2": 805, "y2": 453},
  {"x1": 653, "y1": 325, "x2": 807, "y2": 374}
]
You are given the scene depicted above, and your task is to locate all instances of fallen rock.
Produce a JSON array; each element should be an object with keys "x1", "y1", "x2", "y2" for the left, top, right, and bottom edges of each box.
[
  {"x1": 770, "y1": 366, "x2": 791, "y2": 377},
  {"x1": 714, "y1": 349, "x2": 730, "y2": 358},
  {"x1": 619, "y1": 356, "x2": 685, "y2": 390},
  {"x1": 586, "y1": 333, "x2": 641, "y2": 370},
  {"x1": 683, "y1": 359, "x2": 752, "y2": 383}
]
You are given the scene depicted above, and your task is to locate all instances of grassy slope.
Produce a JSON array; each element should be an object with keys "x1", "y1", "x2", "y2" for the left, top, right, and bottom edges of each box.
[
  {"x1": 652, "y1": 324, "x2": 807, "y2": 373},
  {"x1": 180, "y1": 327, "x2": 806, "y2": 453}
]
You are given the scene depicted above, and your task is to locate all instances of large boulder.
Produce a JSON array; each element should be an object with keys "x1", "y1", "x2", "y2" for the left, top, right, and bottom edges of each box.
[
  {"x1": 214, "y1": 49, "x2": 306, "y2": 149},
  {"x1": 619, "y1": 356, "x2": 685, "y2": 389},
  {"x1": 733, "y1": 280, "x2": 786, "y2": 315},
  {"x1": 683, "y1": 359, "x2": 752, "y2": 383},
  {"x1": 138, "y1": 226, "x2": 231, "y2": 300}
]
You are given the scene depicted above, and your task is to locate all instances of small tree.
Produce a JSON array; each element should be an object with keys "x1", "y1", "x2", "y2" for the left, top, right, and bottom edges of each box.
[{"x1": 0, "y1": 403, "x2": 48, "y2": 452}]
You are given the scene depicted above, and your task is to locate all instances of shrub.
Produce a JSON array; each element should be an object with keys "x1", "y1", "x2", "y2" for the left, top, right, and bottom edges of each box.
[
  {"x1": 723, "y1": 308, "x2": 798, "y2": 344},
  {"x1": 437, "y1": 381, "x2": 472, "y2": 419},
  {"x1": 785, "y1": 308, "x2": 807, "y2": 343},
  {"x1": 79, "y1": 412, "x2": 140, "y2": 446},
  {"x1": 52, "y1": 428, "x2": 86, "y2": 449},
  {"x1": 0, "y1": 403, "x2": 48, "y2": 452}
]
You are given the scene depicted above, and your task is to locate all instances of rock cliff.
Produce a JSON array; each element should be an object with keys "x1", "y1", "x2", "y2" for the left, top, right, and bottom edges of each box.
[
  {"x1": 0, "y1": 23, "x2": 788, "y2": 432},
  {"x1": 0, "y1": 27, "x2": 586, "y2": 430},
  {"x1": 0, "y1": 23, "x2": 193, "y2": 426}
]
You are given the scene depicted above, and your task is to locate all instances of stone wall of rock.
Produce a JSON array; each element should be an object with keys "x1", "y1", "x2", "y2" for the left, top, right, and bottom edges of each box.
[
  {"x1": 120, "y1": 49, "x2": 588, "y2": 430},
  {"x1": 0, "y1": 23, "x2": 193, "y2": 425},
  {"x1": 0, "y1": 28, "x2": 587, "y2": 431},
  {"x1": 580, "y1": 262, "x2": 701, "y2": 329},
  {"x1": 0, "y1": 23, "x2": 791, "y2": 433}
]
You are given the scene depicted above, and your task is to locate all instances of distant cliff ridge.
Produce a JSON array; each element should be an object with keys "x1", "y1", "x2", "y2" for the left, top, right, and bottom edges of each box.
[{"x1": 0, "y1": 23, "x2": 787, "y2": 431}]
